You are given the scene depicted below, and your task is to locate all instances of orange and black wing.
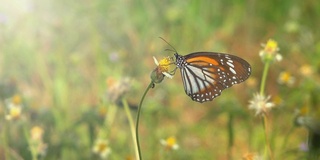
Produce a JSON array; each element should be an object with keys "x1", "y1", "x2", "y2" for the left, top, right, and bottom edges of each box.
[{"x1": 175, "y1": 52, "x2": 251, "y2": 103}]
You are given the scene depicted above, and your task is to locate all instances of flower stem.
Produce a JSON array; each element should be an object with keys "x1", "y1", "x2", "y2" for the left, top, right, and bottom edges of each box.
[
  {"x1": 260, "y1": 61, "x2": 270, "y2": 96},
  {"x1": 227, "y1": 112, "x2": 234, "y2": 160},
  {"x1": 262, "y1": 114, "x2": 273, "y2": 160},
  {"x1": 123, "y1": 98, "x2": 139, "y2": 160},
  {"x1": 136, "y1": 81, "x2": 154, "y2": 160},
  {"x1": 259, "y1": 60, "x2": 273, "y2": 160}
]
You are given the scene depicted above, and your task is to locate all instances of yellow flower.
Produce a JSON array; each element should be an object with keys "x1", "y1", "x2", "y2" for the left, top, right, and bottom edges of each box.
[
  {"x1": 151, "y1": 56, "x2": 175, "y2": 84},
  {"x1": 259, "y1": 39, "x2": 282, "y2": 63},
  {"x1": 278, "y1": 71, "x2": 295, "y2": 86},
  {"x1": 242, "y1": 152, "x2": 263, "y2": 160},
  {"x1": 12, "y1": 94, "x2": 22, "y2": 105},
  {"x1": 31, "y1": 126, "x2": 44, "y2": 141},
  {"x1": 92, "y1": 139, "x2": 111, "y2": 159},
  {"x1": 160, "y1": 136, "x2": 179, "y2": 150},
  {"x1": 5, "y1": 105, "x2": 22, "y2": 120},
  {"x1": 248, "y1": 93, "x2": 275, "y2": 116},
  {"x1": 157, "y1": 57, "x2": 172, "y2": 73},
  {"x1": 272, "y1": 95, "x2": 283, "y2": 106},
  {"x1": 5, "y1": 95, "x2": 23, "y2": 121},
  {"x1": 294, "y1": 105, "x2": 308, "y2": 118},
  {"x1": 299, "y1": 64, "x2": 313, "y2": 77},
  {"x1": 29, "y1": 126, "x2": 47, "y2": 157},
  {"x1": 264, "y1": 39, "x2": 278, "y2": 53}
]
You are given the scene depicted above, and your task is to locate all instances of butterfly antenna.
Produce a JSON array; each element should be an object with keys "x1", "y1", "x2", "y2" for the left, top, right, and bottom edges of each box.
[{"x1": 159, "y1": 37, "x2": 177, "y2": 53}]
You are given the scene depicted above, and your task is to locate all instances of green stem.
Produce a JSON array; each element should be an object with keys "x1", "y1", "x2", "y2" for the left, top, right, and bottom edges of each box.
[
  {"x1": 1, "y1": 117, "x2": 8, "y2": 159},
  {"x1": 260, "y1": 61, "x2": 270, "y2": 96},
  {"x1": 262, "y1": 114, "x2": 273, "y2": 160},
  {"x1": 259, "y1": 60, "x2": 273, "y2": 159},
  {"x1": 23, "y1": 125, "x2": 38, "y2": 160},
  {"x1": 123, "y1": 98, "x2": 140, "y2": 160},
  {"x1": 136, "y1": 81, "x2": 154, "y2": 160},
  {"x1": 227, "y1": 112, "x2": 234, "y2": 160}
]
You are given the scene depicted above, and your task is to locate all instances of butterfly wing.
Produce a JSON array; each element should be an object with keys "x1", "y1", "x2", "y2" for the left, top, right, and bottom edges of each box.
[{"x1": 176, "y1": 52, "x2": 251, "y2": 103}]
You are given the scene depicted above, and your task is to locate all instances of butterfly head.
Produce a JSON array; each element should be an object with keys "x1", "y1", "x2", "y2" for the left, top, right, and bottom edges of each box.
[{"x1": 174, "y1": 53, "x2": 187, "y2": 69}]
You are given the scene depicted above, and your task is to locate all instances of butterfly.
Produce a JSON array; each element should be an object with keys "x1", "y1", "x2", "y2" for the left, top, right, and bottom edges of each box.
[
  {"x1": 158, "y1": 38, "x2": 251, "y2": 103},
  {"x1": 174, "y1": 52, "x2": 251, "y2": 103}
]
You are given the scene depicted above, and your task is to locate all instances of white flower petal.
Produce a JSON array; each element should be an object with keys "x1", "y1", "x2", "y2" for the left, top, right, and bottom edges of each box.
[
  {"x1": 153, "y1": 56, "x2": 159, "y2": 66},
  {"x1": 163, "y1": 72, "x2": 173, "y2": 79}
]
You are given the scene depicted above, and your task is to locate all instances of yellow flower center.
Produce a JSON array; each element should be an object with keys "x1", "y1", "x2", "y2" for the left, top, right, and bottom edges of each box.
[
  {"x1": 300, "y1": 106, "x2": 309, "y2": 116},
  {"x1": 166, "y1": 137, "x2": 177, "y2": 147},
  {"x1": 31, "y1": 126, "x2": 44, "y2": 141},
  {"x1": 280, "y1": 72, "x2": 292, "y2": 83},
  {"x1": 264, "y1": 39, "x2": 278, "y2": 53},
  {"x1": 158, "y1": 57, "x2": 172, "y2": 72},
  {"x1": 12, "y1": 95, "x2": 22, "y2": 105},
  {"x1": 299, "y1": 65, "x2": 313, "y2": 76},
  {"x1": 10, "y1": 107, "x2": 21, "y2": 119},
  {"x1": 98, "y1": 143, "x2": 108, "y2": 152}
]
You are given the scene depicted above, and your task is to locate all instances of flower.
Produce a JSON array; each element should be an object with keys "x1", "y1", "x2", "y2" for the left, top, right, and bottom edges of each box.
[
  {"x1": 105, "y1": 77, "x2": 131, "y2": 103},
  {"x1": 242, "y1": 152, "x2": 263, "y2": 160},
  {"x1": 5, "y1": 95, "x2": 23, "y2": 121},
  {"x1": 12, "y1": 94, "x2": 22, "y2": 105},
  {"x1": 150, "y1": 56, "x2": 175, "y2": 83},
  {"x1": 278, "y1": 71, "x2": 295, "y2": 86},
  {"x1": 264, "y1": 39, "x2": 278, "y2": 53},
  {"x1": 31, "y1": 126, "x2": 45, "y2": 141},
  {"x1": 248, "y1": 93, "x2": 275, "y2": 116},
  {"x1": 299, "y1": 64, "x2": 313, "y2": 77},
  {"x1": 92, "y1": 139, "x2": 111, "y2": 159},
  {"x1": 5, "y1": 105, "x2": 22, "y2": 120},
  {"x1": 160, "y1": 136, "x2": 179, "y2": 150},
  {"x1": 29, "y1": 126, "x2": 47, "y2": 157},
  {"x1": 259, "y1": 39, "x2": 282, "y2": 63},
  {"x1": 272, "y1": 95, "x2": 283, "y2": 106}
]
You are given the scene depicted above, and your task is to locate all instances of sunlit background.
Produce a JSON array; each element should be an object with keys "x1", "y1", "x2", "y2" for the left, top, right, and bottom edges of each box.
[{"x1": 1, "y1": 0, "x2": 320, "y2": 159}]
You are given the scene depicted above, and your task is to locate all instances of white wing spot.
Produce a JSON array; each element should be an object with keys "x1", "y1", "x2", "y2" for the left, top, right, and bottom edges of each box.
[
  {"x1": 229, "y1": 67, "x2": 236, "y2": 74},
  {"x1": 227, "y1": 61, "x2": 234, "y2": 68}
]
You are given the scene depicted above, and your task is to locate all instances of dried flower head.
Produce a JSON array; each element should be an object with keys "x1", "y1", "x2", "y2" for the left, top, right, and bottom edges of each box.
[
  {"x1": 106, "y1": 77, "x2": 131, "y2": 103},
  {"x1": 248, "y1": 93, "x2": 275, "y2": 116}
]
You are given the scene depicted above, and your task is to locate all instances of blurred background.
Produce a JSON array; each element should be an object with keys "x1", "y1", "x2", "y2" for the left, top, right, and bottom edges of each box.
[{"x1": 1, "y1": 0, "x2": 320, "y2": 159}]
